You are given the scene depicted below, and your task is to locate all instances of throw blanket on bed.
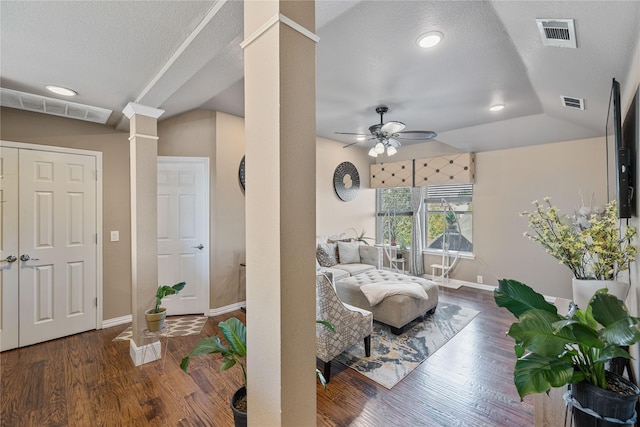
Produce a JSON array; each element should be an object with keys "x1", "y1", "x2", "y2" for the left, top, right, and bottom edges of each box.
[{"x1": 360, "y1": 282, "x2": 429, "y2": 306}]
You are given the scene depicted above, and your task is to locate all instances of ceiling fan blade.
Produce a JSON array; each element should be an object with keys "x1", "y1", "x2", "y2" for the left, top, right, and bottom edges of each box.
[
  {"x1": 396, "y1": 130, "x2": 438, "y2": 140},
  {"x1": 335, "y1": 131, "x2": 368, "y2": 136},
  {"x1": 342, "y1": 140, "x2": 363, "y2": 148},
  {"x1": 381, "y1": 121, "x2": 405, "y2": 134}
]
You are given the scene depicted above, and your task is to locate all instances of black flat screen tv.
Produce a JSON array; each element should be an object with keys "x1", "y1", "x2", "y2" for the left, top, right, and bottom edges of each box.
[{"x1": 607, "y1": 78, "x2": 633, "y2": 218}]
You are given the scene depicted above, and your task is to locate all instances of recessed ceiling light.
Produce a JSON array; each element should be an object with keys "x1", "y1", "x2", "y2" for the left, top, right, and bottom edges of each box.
[
  {"x1": 356, "y1": 136, "x2": 366, "y2": 141},
  {"x1": 489, "y1": 104, "x2": 505, "y2": 112},
  {"x1": 45, "y1": 85, "x2": 77, "y2": 96},
  {"x1": 417, "y1": 31, "x2": 443, "y2": 48}
]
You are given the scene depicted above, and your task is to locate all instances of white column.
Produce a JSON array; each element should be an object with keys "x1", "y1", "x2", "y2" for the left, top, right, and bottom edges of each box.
[{"x1": 122, "y1": 102, "x2": 164, "y2": 365}]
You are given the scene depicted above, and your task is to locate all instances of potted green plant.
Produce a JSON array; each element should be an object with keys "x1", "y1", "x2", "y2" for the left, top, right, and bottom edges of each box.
[
  {"x1": 350, "y1": 228, "x2": 375, "y2": 246},
  {"x1": 181, "y1": 317, "x2": 333, "y2": 427},
  {"x1": 144, "y1": 281, "x2": 186, "y2": 332},
  {"x1": 494, "y1": 278, "x2": 640, "y2": 426},
  {"x1": 521, "y1": 198, "x2": 636, "y2": 308}
]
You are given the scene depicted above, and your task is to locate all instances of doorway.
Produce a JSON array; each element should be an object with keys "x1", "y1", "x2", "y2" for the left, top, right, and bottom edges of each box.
[
  {"x1": 1, "y1": 142, "x2": 101, "y2": 351},
  {"x1": 157, "y1": 157, "x2": 210, "y2": 315}
]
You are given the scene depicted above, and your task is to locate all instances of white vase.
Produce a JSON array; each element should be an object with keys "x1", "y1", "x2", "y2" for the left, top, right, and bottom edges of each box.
[{"x1": 571, "y1": 278, "x2": 630, "y2": 309}]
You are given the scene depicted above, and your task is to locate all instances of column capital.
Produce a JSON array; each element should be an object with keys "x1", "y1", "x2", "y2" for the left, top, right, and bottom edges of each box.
[{"x1": 122, "y1": 102, "x2": 165, "y2": 119}]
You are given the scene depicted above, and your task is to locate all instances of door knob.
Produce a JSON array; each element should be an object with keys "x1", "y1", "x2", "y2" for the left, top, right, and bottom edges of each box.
[
  {"x1": 192, "y1": 244, "x2": 204, "y2": 250},
  {"x1": 1, "y1": 255, "x2": 17, "y2": 263},
  {"x1": 20, "y1": 254, "x2": 39, "y2": 262}
]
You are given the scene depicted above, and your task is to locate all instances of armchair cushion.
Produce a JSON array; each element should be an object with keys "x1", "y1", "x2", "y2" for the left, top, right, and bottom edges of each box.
[{"x1": 316, "y1": 273, "x2": 372, "y2": 364}]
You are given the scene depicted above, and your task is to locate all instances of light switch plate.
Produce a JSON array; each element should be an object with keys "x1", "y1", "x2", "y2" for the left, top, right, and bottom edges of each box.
[{"x1": 110, "y1": 231, "x2": 119, "y2": 242}]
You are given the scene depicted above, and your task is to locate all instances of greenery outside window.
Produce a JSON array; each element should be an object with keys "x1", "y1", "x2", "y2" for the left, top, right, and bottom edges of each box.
[
  {"x1": 425, "y1": 184, "x2": 473, "y2": 254},
  {"x1": 376, "y1": 187, "x2": 412, "y2": 248}
]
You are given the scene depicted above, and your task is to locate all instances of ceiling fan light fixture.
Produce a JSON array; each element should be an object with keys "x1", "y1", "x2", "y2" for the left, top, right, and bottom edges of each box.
[
  {"x1": 45, "y1": 85, "x2": 77, "y2": 97},
  {"x1": 386, "y1": 145, "x2": 397, "y2": 156},
  {"x1": 374, "y1": 142, "x2": 385, "y2": 154},
  {"x1": 368, "y1": 147, "x2": 378, "y2": 157},
  {"x1": 417, "y1": 31, "x2": 443, "y2": 49}
]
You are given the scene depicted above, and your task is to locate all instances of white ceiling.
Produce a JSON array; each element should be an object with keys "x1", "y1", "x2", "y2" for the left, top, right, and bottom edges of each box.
[{"x1": 1, "y1": 1, "x2": 639, "y2": 154}]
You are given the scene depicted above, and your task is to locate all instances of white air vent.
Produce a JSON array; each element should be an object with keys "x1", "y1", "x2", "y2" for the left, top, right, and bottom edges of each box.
[
  {"x1": 561, "y1": 95, "x2": 585, "y2": 110},
  {"x1": 0, "y1": 87, "x2": 112, "y2": 124},
  {"x1": 536, "y1": 19, "x2": 577, "y2": 48}
]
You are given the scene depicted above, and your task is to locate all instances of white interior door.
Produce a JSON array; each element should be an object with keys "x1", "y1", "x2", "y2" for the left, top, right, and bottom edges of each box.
[
  {"x1": 18, "y1": 149, "x2": 97, "y2": 347},
  {"x1": 0, "y1": 147, "x2": 19, "y2": 351},
  {"x1": 157, "y1": 157, "x2": 209, "y2": 315}
]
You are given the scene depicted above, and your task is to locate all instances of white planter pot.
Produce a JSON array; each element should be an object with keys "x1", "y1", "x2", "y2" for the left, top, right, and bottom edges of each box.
[{"x1": 571, "y1": 278, "x2": 630, "y2": 309}]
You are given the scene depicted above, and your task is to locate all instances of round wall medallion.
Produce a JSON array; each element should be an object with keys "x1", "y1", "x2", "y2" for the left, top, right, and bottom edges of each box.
[
  {"x1": 333, "y1": 161, "x2": 360, "y2": 201},
  {"x1": 238, "y1": 155, "x2": 246, "y2": 192}
]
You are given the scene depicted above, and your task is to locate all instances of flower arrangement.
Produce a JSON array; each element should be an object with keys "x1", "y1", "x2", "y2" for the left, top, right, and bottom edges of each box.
[{"x1": 521, "y1": 198, "x2": 636, "y2": 280}]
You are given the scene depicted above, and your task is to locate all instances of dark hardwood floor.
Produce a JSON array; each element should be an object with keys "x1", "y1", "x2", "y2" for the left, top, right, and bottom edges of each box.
[{"x1": 1, "y1": 286, "x2": 533, "y2": 426}]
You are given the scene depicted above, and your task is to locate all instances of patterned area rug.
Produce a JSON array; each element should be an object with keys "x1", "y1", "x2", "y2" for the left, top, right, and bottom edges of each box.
[
  {"x1": 113, "y1": 316, "x2": 208, "y2": 342},
  {"x1": 335, "y1": 303, "x2": 479, "y2": 389}
]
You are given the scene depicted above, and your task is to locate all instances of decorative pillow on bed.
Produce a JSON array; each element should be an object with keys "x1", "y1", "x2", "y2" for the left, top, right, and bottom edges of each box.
[
  {"x1": 337, "y1": 241, "x2": 360, "y2": 264},
  {"x1": 316, "y1": 243, "x2": 337, "y2": 267}
]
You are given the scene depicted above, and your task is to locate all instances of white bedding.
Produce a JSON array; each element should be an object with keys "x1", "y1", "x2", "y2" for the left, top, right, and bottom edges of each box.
[{"x1": 360, "y1": 282, "x2": 429, "y2": 306}]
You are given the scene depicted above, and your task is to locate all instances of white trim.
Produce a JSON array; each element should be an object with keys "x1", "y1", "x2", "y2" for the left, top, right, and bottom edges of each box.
[
  {"x1": 122, "y1": 102, "x2": 165, "y2": 119},
  {"x1": 423, "y1": 249, "x2": 475, "y2": 260},
  {"x1": 102, "y1": 314, "x2": 132, "y2": 329},
  {"x1": 460, "y1": 281, "x2": 496, "y2": 292},
  {"x1": 135, "y1": 0, "x2": 228, "y2": 103},
  {"x1": 209, "y1": 302, "x2": 245, "y2": 316},
  {"x1": 128, "y1": 134, "x2": 160, "y2": 142},
  {"x1": 1, "y1": 140, "x2": 104, "y2": 336},
  {"x1": 240, "y1": 13, "x2": 319, "y2": 50}
]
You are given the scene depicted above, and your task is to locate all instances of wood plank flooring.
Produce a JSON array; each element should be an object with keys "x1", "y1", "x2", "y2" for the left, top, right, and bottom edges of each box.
[{"x1": 1, "y1": 286, "x2": 533, "y2": 426}]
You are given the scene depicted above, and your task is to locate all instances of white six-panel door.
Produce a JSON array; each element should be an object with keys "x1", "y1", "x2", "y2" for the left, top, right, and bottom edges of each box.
[
  {"x1": 18, "y1": 149, "x2": 97, "y2": 347},
  {"x1": 157, "y1": 157, "x2": 209, "y2": 315},
  {"x1": 1, "y1": 144, "x2": 98, "y2": 351},
  {"x1": 0, "y1": 147, "x2": 19, "y2": 350}
]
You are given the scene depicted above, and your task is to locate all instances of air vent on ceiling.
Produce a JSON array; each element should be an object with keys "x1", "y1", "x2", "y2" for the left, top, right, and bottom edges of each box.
[
  {"x1": 536, "y1": 19, "x2": 577, "y2": 48},
  {"x1": 561, "y1": 95, "x2": 585, "y2": 110},
  {"x1": 0, "y1": 87, "x2": 112, "y2": 124}
]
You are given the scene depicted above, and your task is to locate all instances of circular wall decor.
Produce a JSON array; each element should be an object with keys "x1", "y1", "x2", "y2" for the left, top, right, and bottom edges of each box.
[
  {"x1": 238, "y1": 155, "x2": 246, "y2": 192},
  {"x1": 333, "y1": 161, "x2": 360, "y2": 201}
]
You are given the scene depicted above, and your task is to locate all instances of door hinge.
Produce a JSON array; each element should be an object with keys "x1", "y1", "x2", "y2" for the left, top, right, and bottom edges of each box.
[
  {"x1": 95, "y1": 297, "x2": 98, "y2": 307},
  {"x1": 95, "y1": 233, "x2": 98, "y2": 244}
]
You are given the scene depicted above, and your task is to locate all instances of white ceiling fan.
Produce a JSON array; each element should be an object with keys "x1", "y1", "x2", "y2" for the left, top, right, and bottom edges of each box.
[{"x1": 336, "y1": 105, "x2": 437, "y2": 157}]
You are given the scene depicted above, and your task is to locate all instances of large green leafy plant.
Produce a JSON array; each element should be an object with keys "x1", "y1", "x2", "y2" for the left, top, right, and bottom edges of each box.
[
  {"x1": 181, "y1": 317, "x2": 247, "y2": 386},
  {"x1": 521, "y1": 198, "x2": 636, "y2": 280},
  {"x1": 494, "y1": 279, "x2": 640, "y2": 399}
]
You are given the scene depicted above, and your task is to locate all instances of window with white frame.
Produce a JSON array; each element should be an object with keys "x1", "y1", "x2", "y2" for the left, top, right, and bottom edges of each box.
[
  {"x1": 424, "y1": 184, "x2": 473, "y2": 254},
  {"x1": 376, "y1": 187, "x2": 412, "y2": 248}
]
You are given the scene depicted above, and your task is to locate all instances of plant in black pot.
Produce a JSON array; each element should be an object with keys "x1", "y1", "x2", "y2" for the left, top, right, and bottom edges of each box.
[
  {"x1": 181, "y1": 317, "x2": 247, "y2": 427},
  {"x1": 495, "y1": 279, "x2": 640, "y2": 426},
  {"x1": 181, "y1": 317, "x2": 333, "y2": 427},
  {"x1": 145, "y1": 281, "x2": 186, "y2": 332}
]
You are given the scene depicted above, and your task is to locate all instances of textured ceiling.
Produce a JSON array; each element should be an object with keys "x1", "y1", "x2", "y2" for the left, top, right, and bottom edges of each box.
[{"x1": 1, "y1": 1, "x2": 639, "y2": 154}]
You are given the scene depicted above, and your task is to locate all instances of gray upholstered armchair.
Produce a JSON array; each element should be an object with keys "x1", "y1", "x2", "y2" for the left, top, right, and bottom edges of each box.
[{"x1": 316, "y1": 273, "x2": 372, "y2": 382}]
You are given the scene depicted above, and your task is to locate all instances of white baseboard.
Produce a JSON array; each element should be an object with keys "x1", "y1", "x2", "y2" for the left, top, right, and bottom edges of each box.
[
  {"x1": 209, "y1": 301, "x2": 246, "y2": 316},
  {"x1": 129, "y1": 338, "x2": 161, "y2": 366},
  {"x1": 461, "y1": 281, "x2": 497, "y2": 292},
  {"x1": 104, "y1": 301, "x2": 245, "y2": 330},
  {"x1": 102, "y1": 314, "x2": 132, "y2": 329}
]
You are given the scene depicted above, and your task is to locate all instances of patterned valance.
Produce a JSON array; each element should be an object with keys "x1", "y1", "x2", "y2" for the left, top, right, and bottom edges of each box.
[
  {"x1": 414, "y1": 153, "x2": 475, "y2": 186},
  {"x1": 370, "y1": 160, "x2": 412, "y2": 188},
  {"x1": 369, "y1": 153, "x2": 475, "y2": 189}
]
